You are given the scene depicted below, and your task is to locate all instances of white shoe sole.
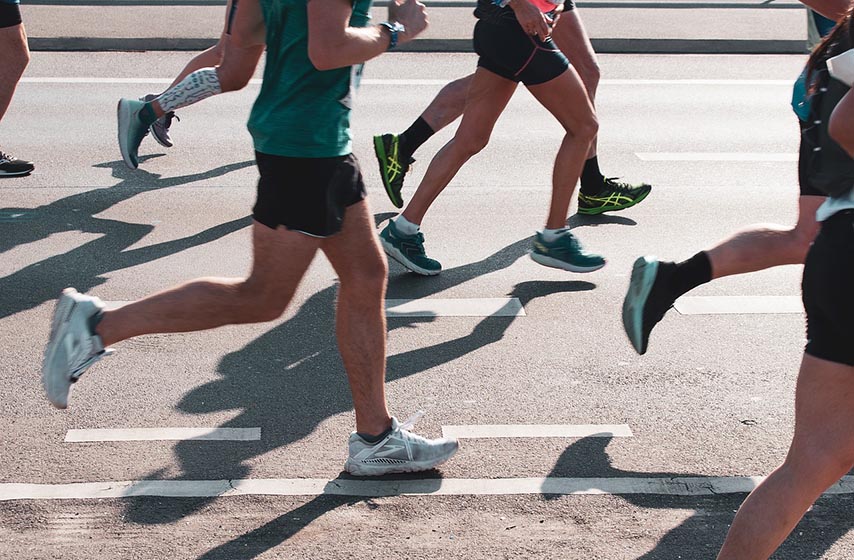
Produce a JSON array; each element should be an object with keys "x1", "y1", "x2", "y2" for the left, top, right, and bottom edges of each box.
[
  {"x1": 43, "y1": 288, "x2": 78, "y2": 409},
  {"x1": 380, "y1": 237, "x2": 440, "y2": 276},
  {"x1": 529, "y1": 251, "x2": 606, "y2": 273},
  {"x1": 343, "y1": 445, "x2": 459, "y2": 476},
  {"x1": 116, "y1": 99, "x2": 138, "y2": 170}
]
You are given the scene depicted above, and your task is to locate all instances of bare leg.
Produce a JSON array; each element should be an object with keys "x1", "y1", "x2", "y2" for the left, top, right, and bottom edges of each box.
[
  {"x1": 159, "y1": 0, "x2": 235, "y2": 90},
  {"x1": 717, "y1": 354, "x2": 854, "y2": 559},
  {"x1": 321, "y1": 200, "x2": 392, "y2": 436},
  {"x1": 706, "y1": 195, "x2": 824, "y2": 279},
  {"x1": 552, "y1": 9, "x2": 600, "y2": 159},
  {"x1": 419, "y1": 75, "x2": 472, "y2": 132},
  {"x1": 526, "y1": 67, "x2": 598, "y2": 228},
  {"x1": 96, "y1": 222, "x2": 319, "y2": 346},
  {"x1": 0, "y1": 23, "x2": 29, "y2": 123},
  {"x1": 401, "y1": 68, "x2": 517, "y2": 225}
]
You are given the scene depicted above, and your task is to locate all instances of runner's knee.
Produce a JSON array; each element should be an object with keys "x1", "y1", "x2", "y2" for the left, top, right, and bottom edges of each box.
[{"x1": 217, "y1": 62, "x2": 254, "y2": 92}]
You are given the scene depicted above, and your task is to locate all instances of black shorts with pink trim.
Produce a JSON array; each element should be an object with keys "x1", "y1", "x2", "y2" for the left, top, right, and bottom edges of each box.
[{"x1": 473, "y1": 17, "x2": 569, "y2": 86}]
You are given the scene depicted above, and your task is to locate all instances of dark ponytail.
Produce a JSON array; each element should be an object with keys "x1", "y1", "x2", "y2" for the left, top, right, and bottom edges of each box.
[
  {"x1": 806, "y1": 4, "x2": 854, "y2": 92},
  {"x1": 807, "y1": 1, "x2": 854, "y2": 94}
]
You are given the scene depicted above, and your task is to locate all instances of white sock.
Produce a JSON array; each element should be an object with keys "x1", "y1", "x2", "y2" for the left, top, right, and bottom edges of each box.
[
  {"x1": 394, "y1": 215, "x2": 420, "y2": 236},
  {"x1": 156, "y1": 68, "x2": 222, "y2": 113},
  {"x1": 541, "y1": 228, "x2": 568, "y2": 243}
]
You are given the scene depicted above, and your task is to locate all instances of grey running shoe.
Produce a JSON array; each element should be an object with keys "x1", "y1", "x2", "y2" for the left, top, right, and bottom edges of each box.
[
  {"x1": 344, "y1": 413, "x2": 459, "y2": 476},
  {"x1": 42, "y1": 288, "x2": 113, "y2": 409},
  {"x1": 141, "y1": 94, "x2": 178, "y2": 148},
  {"x1": 0, "y1": 150, "x2": 34, "y2": 177}
]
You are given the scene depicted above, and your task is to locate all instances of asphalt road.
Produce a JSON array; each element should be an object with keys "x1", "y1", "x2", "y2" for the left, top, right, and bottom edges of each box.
[{"x1": 1, "y1": 52, "x2": 852, "y2": 559}]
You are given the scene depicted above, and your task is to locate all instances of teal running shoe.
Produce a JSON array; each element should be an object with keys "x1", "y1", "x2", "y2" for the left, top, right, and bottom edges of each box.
[
  {"x1": 379, "y1": 219, "x2": 441, "y2": 276},
  {"x1": 622, "y1": 255, "x2": 675, "y2": 355},
  {"x1": 117, "y1": 98, "x2": 150, "y2": 170},
  {"x1": 530, "y1": 230, "x2": 605, "y2": 272}
]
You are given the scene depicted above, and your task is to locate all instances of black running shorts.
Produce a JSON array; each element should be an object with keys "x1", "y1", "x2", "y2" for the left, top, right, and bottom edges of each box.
[
  {"x1": 0, "y1": 3, "x2": 22, "y2": 29},
  {"x1": 226, "y1": 0, "x2": 239, "y2": 35},
  {"x1": 802, "y1": 209, "x2": 854, "y2": 366},
  {"x1": 473, "y1": 18, "x2": 569, "y2": 86},
  {"x1": 252, "y1": 152, "x2": 367, "y2": 238}
]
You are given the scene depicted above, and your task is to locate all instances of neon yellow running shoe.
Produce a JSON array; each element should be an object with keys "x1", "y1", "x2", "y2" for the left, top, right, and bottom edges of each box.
[
  {"x1": 374, "y1": 134, "x2": 413, "y2": 209},
  {"x1": 577, "y1": 178, "x2": 652, "y2": 215}
]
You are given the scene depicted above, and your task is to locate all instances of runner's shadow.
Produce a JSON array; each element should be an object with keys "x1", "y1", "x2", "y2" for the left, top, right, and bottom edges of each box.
[
  {"x1": 567, "y1": 214, "x2": 637, "y2": 228},
  {"x1": 194, "y1": 477, "x2": 446, "y2": 560},
  {"x1": 123, "y1": 237, "x2": 593, "y2": 527},
  {"x1": 547, "y1": 437, "x2": 854, "y2": 558},
  {"x1": 0, "y1": 159, "x2": 254, "y2": 320}
]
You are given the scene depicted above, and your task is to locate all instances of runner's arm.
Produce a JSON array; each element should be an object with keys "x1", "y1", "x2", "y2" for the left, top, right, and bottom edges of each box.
[
  {"x1": 829, "y1": 88, "x2": 854, "y2": 156},
  {"x1": 230, "y1": 0, "x2": 266, "y2": 47},
  {"x1": 800, "y1": 0, "x2": 850, "y2": 22},
  {"x1": 307, "y1": 0, "x2": 428, "y2": 71}
]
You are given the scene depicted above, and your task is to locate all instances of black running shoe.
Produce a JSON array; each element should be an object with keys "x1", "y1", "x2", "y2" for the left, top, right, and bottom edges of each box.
[
  {"x1": 0, "y1": 150, "x2": 34, "y2": 177},
  {"x1": 622, "y1": 256, "x2": 677, "y2": 355},
  {"x1": 374, "y1": 133, "x2": 414, "y2": 209},
  {"x1": 578, "y1": 178, "x2": 652, "y2": 215}
]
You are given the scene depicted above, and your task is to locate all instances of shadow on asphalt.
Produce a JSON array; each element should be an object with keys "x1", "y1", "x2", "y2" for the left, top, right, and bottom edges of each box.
[
  {"x1": 547, "y1": 436, "x2": 854, "y2": 558},
  {"x1": 0, "y1": 158, "x2": 255, "y2": 320},
  {"x1": 121, "y1": 231, "x2": 596, "y2": 558}
]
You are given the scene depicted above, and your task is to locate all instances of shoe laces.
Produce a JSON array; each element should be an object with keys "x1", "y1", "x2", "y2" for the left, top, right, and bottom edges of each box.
[
  {"x1": 163, "y1": 112, "x2": 179, "y2": 127},
  {"x1": 0, "y1": 150, "x2": 13, "y2": 162},
  {"x1": 603, "y1": 177, "x2": 643, "y2": 193},
  {"x1": 355, "y1": 411, "x2": 425, "y2": 460}
]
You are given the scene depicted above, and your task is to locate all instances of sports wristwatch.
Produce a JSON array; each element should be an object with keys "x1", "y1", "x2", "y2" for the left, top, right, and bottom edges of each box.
[{"x1": 379, "y1": 21, "x2": 405, "y2": 50}]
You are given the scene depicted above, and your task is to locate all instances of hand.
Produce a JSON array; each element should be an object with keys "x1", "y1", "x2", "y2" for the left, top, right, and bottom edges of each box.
[
  {"x1": 508, "y1": 0, "x2": 552, "y2": 40},
  {"x1": 392, "y1": 0, "x2": 429, "y2": 44}
]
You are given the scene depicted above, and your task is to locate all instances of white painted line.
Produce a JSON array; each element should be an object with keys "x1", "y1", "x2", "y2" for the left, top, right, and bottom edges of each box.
[
  {"x1": 4, "y1": 475, "x2": 854, "y2": 501},
  {"x1": 19, "y1": 78, "x2": 793, "y2": 86},
  {"x1": 442, "y1": 424, "x2": 633, "y2": 439},
  {"x1": 636, "y1": 153, "x2": 798, "y2": 162},
  {"x1": 64, "y1": 428, "x2": 261, "y2": 443},
  {"x1": 104, "y1": 299, "x2": 526, "y2": 317},
  {"x1": 386, "y1": 298, "x2": 525, "y2": 317},
  {"x1": 675, "y1": 296, "x2": 802, "y2": 315}
]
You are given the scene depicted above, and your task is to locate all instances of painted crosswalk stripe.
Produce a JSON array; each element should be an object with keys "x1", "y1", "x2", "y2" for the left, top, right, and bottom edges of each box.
[
  {"x1": 675, "y1": 296, "x2": 802, "y2": 315},
  {"x1": 636, "y1": 153, "x2": 797, "y2": 162},
  {"x1": 4, "y1": 475, "x2": 854, "y2": 501},
  {"x1": 64, "y1": 428, "x2": 261, "y2": 443},
  {"x1": 442, "y1": 424, "x2": 632, "y2": 439},
  {"x1": 386, "y1": 298, "x2": 525, "y2": 317}
]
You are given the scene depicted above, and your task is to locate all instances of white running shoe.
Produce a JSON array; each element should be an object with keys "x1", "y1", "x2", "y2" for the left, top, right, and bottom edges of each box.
[
  {"x1": 42, "y1": 288, "x2": 113, "y2": 409},
  {"x1": 344, "y1": 412, "x2": 459, "y2": 476}
]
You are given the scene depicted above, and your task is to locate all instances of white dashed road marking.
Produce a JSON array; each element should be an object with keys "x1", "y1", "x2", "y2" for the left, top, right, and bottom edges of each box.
[
  {"x1": 675, "y1": 296, "x2": 802, "y2": 315},
  {"x1": 442, "y1": 424, "x2": 633, "y2": 439},
  {"x1": 64, "y1": 428, "x2": 261, "y2": 443}
]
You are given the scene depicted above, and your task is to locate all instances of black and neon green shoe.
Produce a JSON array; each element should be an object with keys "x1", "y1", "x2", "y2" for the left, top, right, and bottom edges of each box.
[
  {"x1": 577, "y1": 178, "x2": 652, "y2": 215},
  {"x1": 374, "y1": 133, "x2": 414, "y2": 209}
]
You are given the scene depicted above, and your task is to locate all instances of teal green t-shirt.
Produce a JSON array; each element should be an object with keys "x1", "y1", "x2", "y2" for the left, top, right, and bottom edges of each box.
[{"x1": 248, "y1": 0, "x2": 373, "y2": 158}]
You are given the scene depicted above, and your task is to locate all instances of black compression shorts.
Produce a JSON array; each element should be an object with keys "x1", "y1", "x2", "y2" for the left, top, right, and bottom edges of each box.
[
  {"x1": 0, "y1": 3, "x2": 22, "y2": 28},
  {"x1": 473, "y1": 18, "x2": 569, "y2": 86},
  {"x1": 252, "y1": 152, "x2": 367, "y2": 238},
  {"x1": 802, "y1": 209, "x2": 854, "y2": 366}
]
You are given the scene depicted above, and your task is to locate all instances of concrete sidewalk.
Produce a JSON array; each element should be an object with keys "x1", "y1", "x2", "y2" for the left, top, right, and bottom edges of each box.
[{"x1": 22, "y1": 0, "x2": 812, "y2": 53}]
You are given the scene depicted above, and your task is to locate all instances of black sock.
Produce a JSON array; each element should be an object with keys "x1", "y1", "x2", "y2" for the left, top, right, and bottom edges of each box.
[
  {"x1": 671, "y1": 251, "x2": 712, "y2": 299},
  {"x1": 398, "y1": 117, "x2": 435, "y2": 162},
  {"x1": 356, "y1": 426, "x2": 393, "y2": 443},
  {"x1": 579, "y1": 156, "x2": 605, "y2": 195}
]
